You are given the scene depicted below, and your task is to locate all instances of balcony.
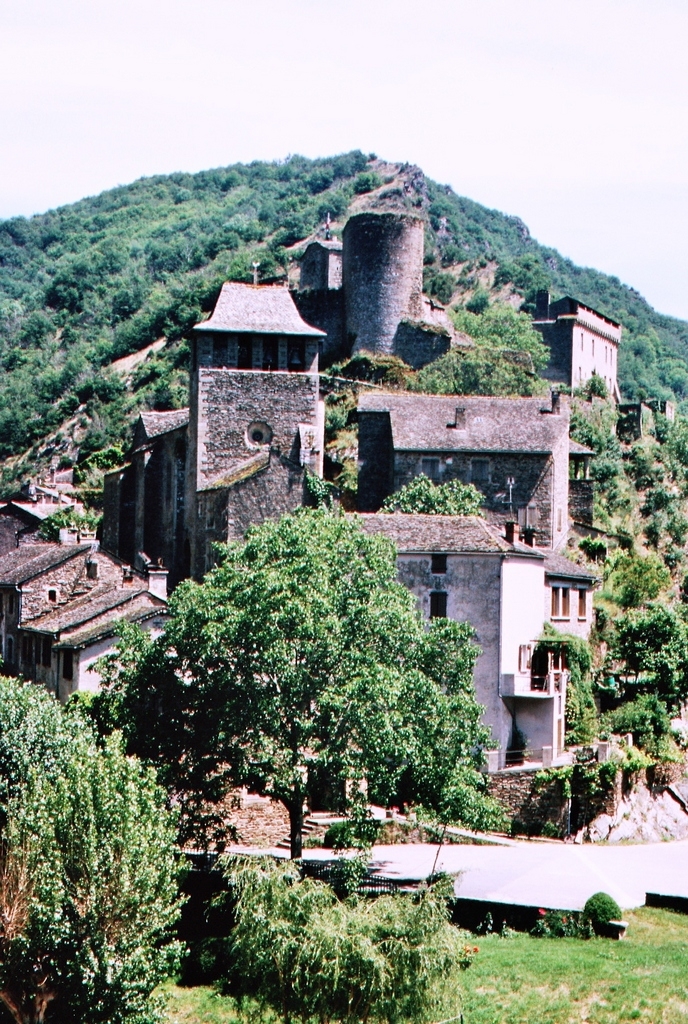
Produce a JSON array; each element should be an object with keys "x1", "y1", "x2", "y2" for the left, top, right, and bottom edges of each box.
[{"x1": 500, "y1": 671, "x2": 567, "y2": 698}]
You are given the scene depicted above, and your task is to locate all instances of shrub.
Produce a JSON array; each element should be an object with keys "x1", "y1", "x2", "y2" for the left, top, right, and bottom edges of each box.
[
  {"x1": 531, "y1": 909, "x2": 593, "y2": 939},
  {"x1": 584, "y1": 892, "x2": 622, "y2": 932},
  {"x1": 381, "y1": 474, "x2": 484, "y2": 516},
  {"x1": 602, "y1": 694, "x2": 671, "y2": 755},
  {"x1": 465, "y1": 287, "x2": 490, "y2": 314},
  {"x1": 579, "y1": 537, "x2": 607, "y2": 562},
  {"x1": 610, "y1": 552, "x2": 671, "y2": 608},
  {"x1": 353, "y1": 171, "x2": 382, "y2": 194}
]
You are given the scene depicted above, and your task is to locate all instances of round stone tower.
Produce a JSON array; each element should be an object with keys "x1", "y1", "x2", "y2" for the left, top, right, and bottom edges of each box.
[{"x1": 342, "y1": 212, "x2": 424, "y2": 356}]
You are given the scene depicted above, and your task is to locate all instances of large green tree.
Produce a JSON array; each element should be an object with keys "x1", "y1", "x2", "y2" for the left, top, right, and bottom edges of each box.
[
  {"x1": 96, "y1": 509, "x2": 502, "y2": 857},
  {"x1": 0, "y1": 678, "x2": 181, "y2": 1024}
]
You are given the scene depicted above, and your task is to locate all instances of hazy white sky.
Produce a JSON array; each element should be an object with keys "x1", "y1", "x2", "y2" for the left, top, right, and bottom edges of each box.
[{"x1": 1, "y1": 0, "x2": 687, "y2": 318}]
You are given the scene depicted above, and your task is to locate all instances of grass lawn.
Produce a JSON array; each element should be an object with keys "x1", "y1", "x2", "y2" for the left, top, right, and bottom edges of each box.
[{"x1": 161, "y1": 908, "x2": 688, "y2": 1024}]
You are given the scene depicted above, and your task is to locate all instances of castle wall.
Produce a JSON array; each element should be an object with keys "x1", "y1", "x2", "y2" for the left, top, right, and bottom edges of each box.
[
  {"x1": 299, "y1": 244, "x2": 342, "y2": 291},
  {"x1": 343, "y1": 213, "x2": 424, "y2": 357},
  {"x1": 569, "y1": 478, "x2": 594, "y2": 526},
  {"x1": 291, "y1": 288, "x2": 347, "y2": 366},
  {"x1": 357, "y1": 410, "x2": 395, "y2": 512},
  {"x1": 392, "y1": 320, "x2": 451, "y2": 369}
]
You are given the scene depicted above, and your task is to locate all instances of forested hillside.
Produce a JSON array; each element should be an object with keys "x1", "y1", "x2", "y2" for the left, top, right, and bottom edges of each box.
[{"x1": 1, "y1": 149, "x2": 687, "y2": 492}]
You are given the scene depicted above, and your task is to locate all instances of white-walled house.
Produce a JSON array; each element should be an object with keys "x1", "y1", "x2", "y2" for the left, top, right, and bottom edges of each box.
[{"x1": 357, "y1": 514, "x2": 596, "y2": 766}]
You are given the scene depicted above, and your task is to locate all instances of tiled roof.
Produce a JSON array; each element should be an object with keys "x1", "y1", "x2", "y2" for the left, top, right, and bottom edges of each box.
[
  {"x1": 139, "y1": 409, "x2": 189, "y2": 439},
  {"x1": 0, "y1": 544, "x2": 91, "y2": 585},
  {"x1": 543, "y1": 552, "x2": 597, "y2": 581},
  {"x1": 358, "y1": 393, "x2": 569, "y2": 453},
  {"x1": 353, "y1": 513, "x2": 544, "y2": 556},
  {"x1": 195, "y1": 283, "x2": 325, "y2": 336},
  {"x1": 569, "y1": 439, "x2": 596, "y2": 456},
  {"x1": 0, "y1": 502, "x2": 59, "y2": 523},
  {"x1": 23, "y1": 584, "x2": 152, "y2": 634},
  {"x1": 52, "y1": 594, "x2": 167, "y2": 650},
  {"x1": 199, "y1": 451, "x2": 270, "y2": 493}
]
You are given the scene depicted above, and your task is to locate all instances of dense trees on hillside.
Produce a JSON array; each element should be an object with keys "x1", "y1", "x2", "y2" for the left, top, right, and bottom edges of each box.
[{"x1": 2, "y1": 152, "x2": 688, "y2": 488}]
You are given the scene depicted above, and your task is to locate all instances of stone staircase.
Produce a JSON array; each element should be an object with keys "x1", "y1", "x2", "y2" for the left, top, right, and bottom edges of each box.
[{"x1": 275, "y1": 812, "x2": 344, "y2": 851}]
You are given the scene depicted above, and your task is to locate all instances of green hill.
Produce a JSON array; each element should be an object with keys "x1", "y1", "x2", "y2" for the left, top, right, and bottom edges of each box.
[{"x1": 0, "y1": 150, "x2": 686, "y2": 492}]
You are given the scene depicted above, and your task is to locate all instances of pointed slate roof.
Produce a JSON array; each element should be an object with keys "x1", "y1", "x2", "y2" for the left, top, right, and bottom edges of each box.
[
  {"x1": 353, "y1": 513, "x2": 544, "y2": 557},
  {"x1": 195, "y1": 283, "x2": 325, "y2": 336}
]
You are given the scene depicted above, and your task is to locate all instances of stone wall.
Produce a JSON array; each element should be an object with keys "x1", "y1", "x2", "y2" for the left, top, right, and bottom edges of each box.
[
  {"x1": 195, "y1": 370, "x2": 320, "y2": 486},
  {"x1": 569, "y1": 478, "x2": 594, "y2": 527},
  {"x1": 392, "y1": 320, "x2": 451, "y2": 369},
  {"x1": 292, "y1": 287, "x2": 347, "y2": 366},
  {"x1": 392, "y1": 450, "x2": 555, "y2": 548},
  {"x1": 357, "y1": 410, "x2": 395, "y2": 512},
  {"x1": 343, "y1": 213, "x2": 424, "y2": 357}
]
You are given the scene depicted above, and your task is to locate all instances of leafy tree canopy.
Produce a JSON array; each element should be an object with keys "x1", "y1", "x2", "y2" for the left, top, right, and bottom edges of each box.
[
  {"x1": 611, "y1": 603, "x2": 688, "y2": 707},
  {"x1": 381, "y1": 474, "x2": 484, "y2": 516},
  {"x1": 0, "y1": 678, "x2": 181, "y2": 1024},
  {"x1": 94, "y1": 509, "x2": 503, "y2": 856}
]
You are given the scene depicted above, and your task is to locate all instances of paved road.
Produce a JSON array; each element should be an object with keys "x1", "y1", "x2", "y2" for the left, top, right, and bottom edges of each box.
[
  {"x1": 299, "y1": 840, "x2": 688, "y2": 911},
  {"x1": 365, "y1": 840, "x2": 688, "y2": 910}
]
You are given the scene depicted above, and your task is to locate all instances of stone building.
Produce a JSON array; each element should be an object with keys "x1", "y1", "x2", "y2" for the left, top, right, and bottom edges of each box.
[
  {"x1": 0, "y1": 538, "x2": 167, "y2": 701},
  {"x1": 103, "y1": 283, "x2": 326, "y2": 582},
  {"x1": 356, "y1": 513, "x2": 581, "y2": 762},
  {"x1": 292, "y1": 211, "x2": 456, "y2": 369},
  {"x1": 532, "y1": 291, "x2": 621, "y2": 400},
  {"x1": 357, "y1": 392, "x2": 571, "y2": 550}
]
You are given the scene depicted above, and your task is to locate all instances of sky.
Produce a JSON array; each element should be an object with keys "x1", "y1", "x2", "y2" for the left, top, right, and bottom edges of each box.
[{"x1": 1, "y1": 0, "x2": 687, "y2": 319}]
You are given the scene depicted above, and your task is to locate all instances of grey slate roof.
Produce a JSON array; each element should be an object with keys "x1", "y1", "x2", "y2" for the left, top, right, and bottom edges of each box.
[
  {"x1": 22, "y1": 585, "x2": 154, "y2": 634},
  {"x1": 0, "y1": 544, "x2": 91, "y2": 585},
  {"x1": 569, "y1": 439, "x2": 596, "y2": 457},
  {"x1": 357, "y1": 393, "x2": 569, "y2": 453},
  {"x1": 195, "y1": 283, "x2": 325, "y2": 336},
  {"x1": 139, "y1": 409, "x2": 189, "y2": 439},
  {"x1": 354, "y1": 513, "x2": 544, "y2": 557},
  {"x1": 543, "y1": 552, "x2": 597, "y2": 582},
  {"x1": 52, "y1": 594, "x2": 167, "y2": 650}
]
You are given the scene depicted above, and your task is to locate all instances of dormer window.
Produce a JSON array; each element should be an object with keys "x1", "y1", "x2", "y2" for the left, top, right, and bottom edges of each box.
[
  {"x1": 431, "y1": 554, "x2": 447, "y2": 575},
  {"x1": 48, "y1": 589, "x2": 57, "y2": 603}
]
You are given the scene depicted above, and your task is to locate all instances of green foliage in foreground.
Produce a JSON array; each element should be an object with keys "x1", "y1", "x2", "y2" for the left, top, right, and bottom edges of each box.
[
  {"x1": 94, "y1": 510, "x2": 503, "y2": 855},
  {"x1": 610, "y1": 603, "x2": 688, "y2": 707},
  {"x1": 583, "y1": 892, "x2": 622, "y2": 931},
  {"x1": 0, "y1": 678, "x2": 181, "y2": 1024},
  {"x1": 225, "y1": 858, "x2": 474, "y2": 1024},
  {"x1": 381, "y1": 474, "x2": 484, "y2": 515},
  {"x1": 161, "y1": 908, "x2": 688, "y2": 1024}
]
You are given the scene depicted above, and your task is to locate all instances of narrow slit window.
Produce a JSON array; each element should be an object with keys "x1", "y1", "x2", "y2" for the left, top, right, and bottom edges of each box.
[
  {"x1": 561, "y1": 588, "x2": 570, "y2": 619},
  {"x1": 578, "y1": 589, "x2": 587, "y2": 619},
  {"x1": 551, "y1": 587, "x2": 560, "y2": 617},
  {"x1": 63, "y1": 650, "x2": 73, "y2": 681}
]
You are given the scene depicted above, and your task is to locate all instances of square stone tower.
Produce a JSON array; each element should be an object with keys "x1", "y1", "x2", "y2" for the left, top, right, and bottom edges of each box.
[{"x1": 186, "y1": 283, "x2": 325, "y2": 578}]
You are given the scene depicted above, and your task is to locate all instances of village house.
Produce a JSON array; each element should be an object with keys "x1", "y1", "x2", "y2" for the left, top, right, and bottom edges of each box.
[
  {"x1": 0, "y1": 538, "x2": 167, "y2": 701},
  {"x1": 356, "y1": 513, "x2": 596, "y2": 764},
  {"x1": 531, "y1": 290, "x2": 621, "y2": 400},
  {"x1": 357, "y1": 391, "x2": 572, "y2": 550}
]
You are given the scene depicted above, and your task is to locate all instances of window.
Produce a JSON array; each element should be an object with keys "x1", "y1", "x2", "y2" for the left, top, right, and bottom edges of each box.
[
  {"x1": 578, "y1": 588, "x2": 587, "y2": 620},
  {"x1": 518, "y1": 644, "x2": 532, "y2": 673},
  {"x1": 581, "y1": 332, "x2": 584, "y2": 350},
  {"x1": 63, "y1": 650, "x2": 73, "y2": 681},
  {"x1": 48, "y1": 589, "x2": 57, "y2": 603},
  {"x1": 557, "y1": 508, "x2": 563, "y2": 532},
  {"x1": 470, "y1": 459, "x2": 490, "y2": 484},
  {"x1": 87, "y1": 562, "x2": 98, "y2": 580},
  {"x1": 592, "y1": 338, "x2": 595, "y2": 356},
  {"x1": 421, "y1": 458, "x2": 440, "y2": 483},
  {"x1": 551, "y1": 587, "x2": 570, "y2": 618},
  {"x1": 237, "y1": 338, "x2": 252, "y2": 369},
  {"x1": 429, "y1": 592, "x2": 447, "y2": 618},
  {"x1": 287, "y1": 340, "x2": 305, "y2": 372},
  {"x1": 431, "y1": 553, "x2": 447, "y2": 574},
  {"x1": 262, "y1": 338, "x2": 278, "y2": 370},
  {"x1": 212, "y1": 337, "x2": 226, "y2": 366}
]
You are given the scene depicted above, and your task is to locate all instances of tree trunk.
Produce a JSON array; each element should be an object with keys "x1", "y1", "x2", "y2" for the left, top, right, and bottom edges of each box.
[{"x1": 288, "y1": 796, "x2": 304, "y2": 859}]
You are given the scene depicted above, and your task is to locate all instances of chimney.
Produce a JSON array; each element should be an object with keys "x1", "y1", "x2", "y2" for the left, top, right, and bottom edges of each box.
[
  {"x1": 147, "y1": 565, "x2": 169, "y2": 601},
  {"x1": 447, "y1": 406, "x2": 466, "y2": 429},
  {"x1": 504, "y1": 521, "x2": 519, "y2": 544},
  {"x1": 551, "y1": 389, "x2": 561, "y2": 415},
  {"x1": 521, "y1": 528, "x2": 536, "y2": 547},
  {"x1": 534, "y1": 290, "x2": 550, "y2": 320}
]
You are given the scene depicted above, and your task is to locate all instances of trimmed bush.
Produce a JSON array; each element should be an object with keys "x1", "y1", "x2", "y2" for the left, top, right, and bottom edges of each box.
[{"x1": 584, "y1": 892, "x2": 622, "y2": 933}]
